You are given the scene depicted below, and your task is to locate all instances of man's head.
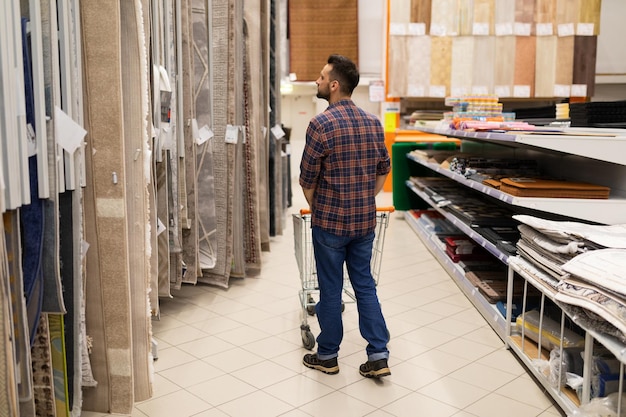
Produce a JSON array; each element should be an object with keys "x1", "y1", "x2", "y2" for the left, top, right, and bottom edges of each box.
[{"x1": 316, "y1": 54, "x2": 360, "y2": 103}]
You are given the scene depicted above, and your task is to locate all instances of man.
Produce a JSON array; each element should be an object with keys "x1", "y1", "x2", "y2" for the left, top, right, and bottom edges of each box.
[{"x1": 299, "y1": 54, "x2": 391, "y2": 378}]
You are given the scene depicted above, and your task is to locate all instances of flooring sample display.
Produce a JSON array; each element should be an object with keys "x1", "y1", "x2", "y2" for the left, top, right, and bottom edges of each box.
[
  {"x1": 494, "y1": 36, "x2": 516, "y2": 95},
  {"x1": 288, "y1": 0, "x2": 358, "y2": 81},
  {"x1": 430, "y1": 0, "x2": 459, "y2": 36},
  {"x1": 451, "y1": 36, "x2": 475, "y2": 95},
  {"x1": 534, "y1": 35, "x2": 557, "y2": 97},
  {"x1": 387, "y1": 35, "x2": 408, "y2": 97},
  {"x1": 513, "y1": 35, "x2": 536, "y2": 97},
  {"x1": 406, "y1": 35, "x2": 431, "y2": 97},
  {"x1": 429, "y1": 36, "x2": 452, "y2": 96},
  {"x1": 573, "y1": 35, "x2": 597, "y2": 97},
  {"x1": 473, "y1": 36, "x2": 495, "y2": 94}
]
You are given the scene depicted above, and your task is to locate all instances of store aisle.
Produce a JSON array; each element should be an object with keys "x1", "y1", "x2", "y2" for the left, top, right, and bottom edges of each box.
[{"x1": 81, "y1": 185, "x2": 564, "y2": 417}]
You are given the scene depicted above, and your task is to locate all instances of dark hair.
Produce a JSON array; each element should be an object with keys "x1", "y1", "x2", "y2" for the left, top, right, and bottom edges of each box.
[{"x1": 327, "y1": 54, "x2": 359, "y2": 95}]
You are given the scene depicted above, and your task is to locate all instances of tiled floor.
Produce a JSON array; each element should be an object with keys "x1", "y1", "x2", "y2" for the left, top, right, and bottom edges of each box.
[{"x1": 81, "y1": 184, "x2": 565, "y2": 417}]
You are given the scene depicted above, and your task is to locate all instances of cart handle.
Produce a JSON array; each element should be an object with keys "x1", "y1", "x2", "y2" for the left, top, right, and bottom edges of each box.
[{"x1": 299, "y1": 206, "x2": 395, "y2": 215}]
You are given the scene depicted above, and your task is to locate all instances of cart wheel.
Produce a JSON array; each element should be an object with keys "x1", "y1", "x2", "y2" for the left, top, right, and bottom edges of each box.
[
  {"x1": 341, "y1": 302, "x2": 345, "y2": 313},
  {"x1": 301, "y1": 327, "x2": 315, "y2": 350},
  {"x1": 307, "y1": 305, "x2": 316, "y2": 316}
]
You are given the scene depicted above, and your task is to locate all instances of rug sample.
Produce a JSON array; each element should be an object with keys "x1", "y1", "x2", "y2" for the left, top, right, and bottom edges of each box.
[
  {"x1": 120, "y1": 0, "x2": 153, "y2": 402},
  {"x1": 31, "y1": 315, "x2": 55, "y2": 417},
  {"x1": 180, "y1": 0, "x2": 199, "y2": 285},
  {"x1": 3, "y1": 212, "x2": 34, "y2": 411},
  {"x1": 0, "y1": 217, "x2": 19, "y2": 416},
  {"x1": 199, "y1": 0, "x2": 237, "y2": 288},
  {"x1": 80, "y1": 0, "x2": 134, "y2": 412}
]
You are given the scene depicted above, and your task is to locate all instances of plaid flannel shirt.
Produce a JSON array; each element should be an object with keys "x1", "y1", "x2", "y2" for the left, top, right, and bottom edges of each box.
[{"x1": 299, "y1": 99, "x2": 390, "y2": 237}]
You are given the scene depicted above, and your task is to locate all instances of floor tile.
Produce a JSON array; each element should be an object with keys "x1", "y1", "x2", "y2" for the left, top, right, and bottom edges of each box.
[
  {"x1": 298, "y1": 391, "x2": 377, "y2": 417},
  {"x1": 186, "y1": 374, "x2": 257, "y2": 406},
  {"x1": 264, "y1": 374, "x2": 335, "y2": 407},
  {"x1": 158, "y1": 358, "x2": 225, "y2": 388},
  {"x1": 380, "y1": 392, "x2": 459, "y2": 417},
  {"x1": 340, "y1": 377, "x2": 412, "y2": 408},
  {"x1": 134, "y1": 389, "x2": 211, "y2": 417},
  {"x1": 418, "y1": 376, "x2": 490, "y2": 409},
  {"x1": 230, "y1": 359, "x2": 298, "y2": 389},
  {"x1": 215, "y1": 390, "x2": 293, "y2": 417},
  {"x1": 463, "y1": 393, "x2": 544, "y2": 417}
]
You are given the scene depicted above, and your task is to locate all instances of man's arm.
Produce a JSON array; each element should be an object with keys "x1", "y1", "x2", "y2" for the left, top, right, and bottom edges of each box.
[
  {"x1": 374, "y1": 174, "x2": 388, "y2": 196},
  {"x1": 302, "y1": 187, "x2": 315, "y2": 209}
]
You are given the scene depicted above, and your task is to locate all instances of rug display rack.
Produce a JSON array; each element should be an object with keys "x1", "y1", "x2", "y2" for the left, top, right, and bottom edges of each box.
[{"x1": 0, "y1": 0, "x2": 283, "y2": 415}]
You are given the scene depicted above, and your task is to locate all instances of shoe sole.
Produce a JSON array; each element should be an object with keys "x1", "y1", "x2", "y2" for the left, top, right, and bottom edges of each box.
[
  {"x1": 303, "y1": 361, "x2": 339, "y2": 375},
  {"x1": 360, "y1": 367, "x2": 391, "y2": 378}
]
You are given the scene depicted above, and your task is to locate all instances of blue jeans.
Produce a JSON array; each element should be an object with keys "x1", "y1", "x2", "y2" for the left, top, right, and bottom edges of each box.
[{"x1": 312, "y1": 226, "x2": 389, "y2": 362}]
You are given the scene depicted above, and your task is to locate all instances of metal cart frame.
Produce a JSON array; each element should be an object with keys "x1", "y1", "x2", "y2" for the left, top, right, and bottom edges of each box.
[{"x1": 293, "y1": 207, "x2": 394, "y2": 350}]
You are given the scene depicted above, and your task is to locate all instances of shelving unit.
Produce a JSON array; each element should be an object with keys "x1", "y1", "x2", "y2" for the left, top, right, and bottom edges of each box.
[
  {"x1": 403, "y1": 126, "x2": 626, "y2": 415},
  {"x1": 405, "y1": 210, "x2": 508, "y2": 340}
]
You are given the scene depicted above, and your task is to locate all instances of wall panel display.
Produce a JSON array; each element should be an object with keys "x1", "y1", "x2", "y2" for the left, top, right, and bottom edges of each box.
[{"x1": 385, "y1": 0, "x2": 601, "y2": 98}]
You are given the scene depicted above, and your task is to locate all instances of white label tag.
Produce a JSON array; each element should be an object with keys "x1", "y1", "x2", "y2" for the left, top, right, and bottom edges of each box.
[
  {"x1": 407, "y1": 84, "x2": 425, "y2": 97},
  {"x1": 407, "y1": 23, "x2": 426, "y2": 36},
  {"x1": 495, "y1": 85, "x2": 511, "y2": 97},
  {"x1": 577, "y1": 23, "x2": 594, "y2": 36},
  {"x1": 557, "y1": 23, "x2": 575, "y2": 37},
  {"x1": 571, "y1": 84, "x2": 588, "y2": 97},
  {"x1": 429, "y1": 85, "x2": 446, "y2": 97},
  {"x1": 389, "y1": 22, "x2": 407, "y2": 36},
  {"x1": 513, "y1": 85, "x2": 531, "y2": 98},
  {"x1": 271, "y1": 124, "x2": 286, "y2": 139},
  {"x1": 553, "y1": 84, "x2": 571, "y2": 97},
  {"x1": 495, "y1": 23, "x2": 514, "y2": 36},
  {"x1": 196, "y1": 125, "x2": 214, "y2": 145},
  {"x1": 451, "y1": 86, "x2": 469, "y2": 97},
  {"x1": 471, "y1": 85, "x2": 489, "y2": 95},
  {"x1": 514, "y1": 22, "x2": 531, "y2": 36},
  {"x1": 225, "y1": 124, "x2": 239, "y2": 144},
  {"x1": 473, "y1": 23, "x2": 490, "y2": 36},
  {"x1": 536, "y1": 23, "x2": 553, "y2": 36}
]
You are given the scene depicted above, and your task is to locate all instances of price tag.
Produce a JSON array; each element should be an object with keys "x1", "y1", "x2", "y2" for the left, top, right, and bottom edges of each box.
[
  {"x1": 471, "y1": 85, "x2": 489, "y2": 95},
  {"x1": 271, "y1": 124, "x2": 286, "y2": 139},
  {"x1": 495, "y1": 85, "x2": 511, "y2": 97},
  {"x1": 535, "y1": 23, "x2": 553, "y2": 36},
  {"x1": 451, "y1": 86, "x2": 469, "y2": 97},
  {"x1": 577, "y1": 23, "x2": 594, "y2": 36},
  {"x1": 407, "y1": 23, "x2": 426, "y2": 36},
  {"x1": 389, "y1": 23, "x2": 407, "y2": 36},
  {"x1": 553, "y1": 84, "x2": 571, "y2": 97},
  {"x1": 225, "y1": 124, "x2": 239, "y2": 144},
  {"x1": 557, "y1": 23, "x2": 575, "y2": 37},
  {"x1": 473, "y1": 23, "x2": 490, "y2": 35},
  {"x1": 407, "y1": 84, "x2": 425, "y2": 97},
  {"x1": 196, "y1": 125, "x2": 214, "y2": 145},
  {"x1": 495, "y1": 23, "x2": 513, "y2": 36},
  {"x1": 514, "y1": 22, "x2": 531, "y2": 36},
  {"x1": 429, "y1": 85, "x2": 447, "y2": 97},
  {"x1": 571, "y1": 84, "x2": 588, "y2": 97},
  {"x1": 513, "y1": 85, "x2": 531, "y2": 98}
]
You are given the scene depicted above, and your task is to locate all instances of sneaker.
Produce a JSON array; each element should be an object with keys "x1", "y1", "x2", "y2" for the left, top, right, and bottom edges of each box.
[
  {"x1": 302, "y1": 354, "x2": 339, "y2": 375},
  {"x1": 359, "y1": 358, "x2": 391, "y2": 378}
]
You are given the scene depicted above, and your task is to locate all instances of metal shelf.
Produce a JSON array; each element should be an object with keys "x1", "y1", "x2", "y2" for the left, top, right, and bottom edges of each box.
[
  {"x1": 406, "y1": 180, "x2": 510, "y2": 263},
  {"x1": 408, "y1": 126, "x2": 626, "y2": 166},
  {"x1": 406, "y1": 153, "x2": 626, "y2": 225},
  {"x1": 405, "y1": 211, "x2": 507, "y2": 341}
]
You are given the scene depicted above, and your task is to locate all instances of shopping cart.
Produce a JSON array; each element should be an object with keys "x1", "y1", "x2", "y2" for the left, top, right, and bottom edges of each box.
[{"x1": 293, "y1": 207, "x2": 395, "y2": 350}]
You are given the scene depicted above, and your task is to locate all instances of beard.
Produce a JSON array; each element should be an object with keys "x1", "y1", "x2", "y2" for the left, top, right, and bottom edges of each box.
[{"x1": 316, "y1": 86, "x2": 330, "y2": 101}]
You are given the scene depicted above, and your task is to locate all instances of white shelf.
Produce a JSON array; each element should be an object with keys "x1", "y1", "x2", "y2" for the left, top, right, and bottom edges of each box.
[
  {"x1": 405, "y1": 180, "x2": 510, "y2": 263},
  {"x1": 405, "y1": 211, "x2": 508, "y2": 340},
  {"x1": 406, "y1": 153, "x2": 626, "y2": 225},
  {"x1": 408, "y1": 126, "x2": 626, "y2": 166}
]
